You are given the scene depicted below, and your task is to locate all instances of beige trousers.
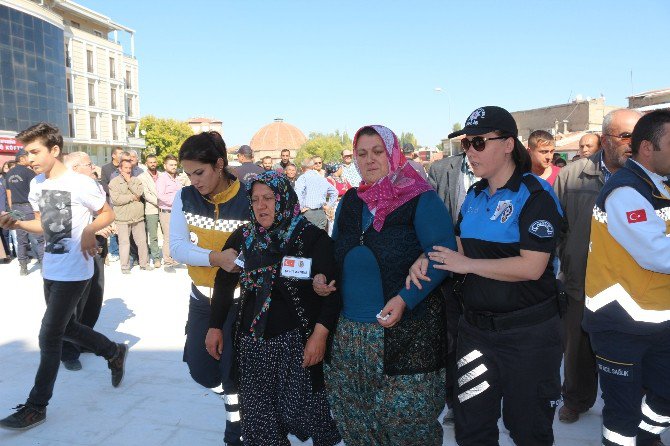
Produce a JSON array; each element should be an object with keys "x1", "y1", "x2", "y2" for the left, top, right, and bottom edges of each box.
[{"x1": 117, "y1": 220, "x2": 148, "y2": 270}]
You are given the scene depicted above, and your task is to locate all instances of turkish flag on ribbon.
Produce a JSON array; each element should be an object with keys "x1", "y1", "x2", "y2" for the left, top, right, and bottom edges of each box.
[
  {"x1": 284, "y1": 259, "x2": 295, "y2": 267},
  {"x1": 626, "y1": 209, "x2": 647, "y2": 224}
]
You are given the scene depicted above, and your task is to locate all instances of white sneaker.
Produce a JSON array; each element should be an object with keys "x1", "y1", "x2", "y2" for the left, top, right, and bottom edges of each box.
[{"x1": 108, "y1": 254, "x2": 119, "y2": 262}]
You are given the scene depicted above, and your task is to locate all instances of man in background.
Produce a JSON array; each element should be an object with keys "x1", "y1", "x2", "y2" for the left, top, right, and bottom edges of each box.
[{"x1": 139, "y1": 154, "x2": 161, "y2": 268}]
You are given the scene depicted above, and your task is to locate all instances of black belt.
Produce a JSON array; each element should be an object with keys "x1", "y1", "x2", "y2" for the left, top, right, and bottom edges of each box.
[
  {"x1": 464, "y1": 297, "x2": 559, "y2": 332},
  {"x1": 159, "y1": 209, "x2": 171, "y2": 213}
]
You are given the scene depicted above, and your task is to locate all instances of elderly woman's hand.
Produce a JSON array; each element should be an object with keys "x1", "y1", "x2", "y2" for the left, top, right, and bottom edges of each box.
[
  {"x1": 205, "y1": 328, "x2": 224, "y2": 360},
  {"x1": 313, "y1": 273, "x2": 336, "y2": 297},
  {"x1": 377, "y1": 295, "x2": 406, "y2": 328},
  {"x1": 405, "y1": 254, "x2": 430, "y2": 290},
  {"x1": 428, "y1": 245, "x2": 472, "y2": 274},
  {"x1": 303, "y1": 324, "x2": 329, "y2": 367}
]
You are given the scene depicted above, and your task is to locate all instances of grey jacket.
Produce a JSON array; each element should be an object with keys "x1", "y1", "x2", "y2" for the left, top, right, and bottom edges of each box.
[
  {"x1": 428, "y1": 154, "x2": 467, "y2": 226},
  {"x1": 553, "y1": 152, "x2": 605, "y2": 300}
]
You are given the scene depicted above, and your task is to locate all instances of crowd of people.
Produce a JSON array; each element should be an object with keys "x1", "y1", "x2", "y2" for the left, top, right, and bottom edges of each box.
[{"x1": 0, "y1": 106, "x2": 669, "y2": 446}]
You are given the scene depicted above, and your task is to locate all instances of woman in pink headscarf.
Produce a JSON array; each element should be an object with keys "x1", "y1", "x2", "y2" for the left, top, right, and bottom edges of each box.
[{"x1": 314, "y1": 125, "x2": 456, "y2": 445}]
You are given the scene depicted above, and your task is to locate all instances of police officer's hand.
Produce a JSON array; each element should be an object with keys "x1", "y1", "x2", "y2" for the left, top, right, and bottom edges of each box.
[
  {"x1": 406, "y1": 254, "x2": 430, "y2": 290},
  {"x1": 377, "y1": 295, "x2": 406, "y2": 328},
  {"x1": 313, "y1": 273, "x2": 336, "y2": 296},
  {"x1": 429, "y1": 245, "x2": 471, "y2": 274},
  {"x1": 205, "y1": 328, "x2": 224, "y2": 360},
  {"x1": 210, "y1": 248, "x2": 241, "y2": 273},
  {"x1": 303, "y1": 323, "x2": 329, "y2": 368}
]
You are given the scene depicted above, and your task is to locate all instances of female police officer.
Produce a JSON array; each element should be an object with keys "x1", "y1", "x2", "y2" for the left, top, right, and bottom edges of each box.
[{"x1": 410, "y1": 106, "x2": 563, "y2": 445}]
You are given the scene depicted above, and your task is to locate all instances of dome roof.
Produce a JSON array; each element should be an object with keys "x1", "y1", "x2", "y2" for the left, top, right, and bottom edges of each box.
[{"x1": 249, "y1": 118, "x2": 307, "y2": 156}]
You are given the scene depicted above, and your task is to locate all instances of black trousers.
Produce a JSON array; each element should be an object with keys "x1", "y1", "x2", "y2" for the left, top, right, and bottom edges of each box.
[
  {"x1": 561, "y1": 293, "x2": 598, "y2": 412},
  {"x1": 183, "y1": 288, "x2": 241, "y2": 445},
  {"x1": 454, "y1": 315, "x2": 562, "y2": 446},
  {"x1": 590, "y1": 328, "x2": 670, "y2": 446},
  {"x1": 62, "y1": 252, "x2": 105, "y2": 361},
  {"x1": 443, "y1": 278, "x2": 462, "y2": 408},
  {"x1": 28, "y1": 279, "x2": 117, "y2": 407}
]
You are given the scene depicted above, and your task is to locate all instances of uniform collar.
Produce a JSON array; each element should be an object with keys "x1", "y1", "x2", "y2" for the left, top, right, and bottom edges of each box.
[{"x1": 473, "y1": 168, "x2": 523, "y2": 196}]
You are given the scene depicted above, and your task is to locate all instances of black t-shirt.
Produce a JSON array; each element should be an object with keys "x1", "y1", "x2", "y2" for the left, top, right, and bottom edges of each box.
[
  {"x1": 455, "y1": 171, "x2": 563, "y2": 313},
  {"x1": 5, "y1": 165, "x2": 36, "y2": 204}
]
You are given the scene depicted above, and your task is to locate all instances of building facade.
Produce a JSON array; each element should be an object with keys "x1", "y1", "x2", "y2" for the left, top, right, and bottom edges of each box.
[
  {"x1": 0, "y1": 0, "x2": 143, "y2": 166},
  {"x1": 628, "y1": 88, "x2": 670, "y2": 113},
  {"x1": 187, "y1": 117, "x2": 223, "y2": 136}
]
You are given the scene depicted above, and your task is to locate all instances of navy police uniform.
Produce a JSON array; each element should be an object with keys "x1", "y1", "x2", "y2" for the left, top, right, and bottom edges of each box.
[{"x1": 453, "y1": 170, "x2": 564, "y2": 446}]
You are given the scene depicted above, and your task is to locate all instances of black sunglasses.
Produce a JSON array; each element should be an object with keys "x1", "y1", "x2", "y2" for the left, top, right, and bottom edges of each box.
[
  {"x1": 461, "y1": 135, "x2": 509, "y2": 152},
  {"x1": 604, "y1": 132, "x2": 633, "y2": 141}
]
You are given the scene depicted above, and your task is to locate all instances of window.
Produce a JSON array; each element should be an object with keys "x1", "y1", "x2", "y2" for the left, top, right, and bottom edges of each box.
[
  {"x1": 66, "y1": 78, "x2": 73, "y2": 103},
  {"x1": 90, "y1": 115, "x2": 97, "y2": 139},
  {"x1": 69, "y1": 113, "x2": 76, "y2": 137},
  {"x1": 112, "y1": 119, "x2": 118, "y2": 141},
  {"x1": 65, "y1": 49, "x2": 71, "y2": 68},
  {"x1": 109, "y1": 57, "x2": 115, "y2": 78},
  {"x1": 86, "y1": 50, "x2": 94, "y2": 73},
  {"x1": 125, "y1": 70, "x2": 132, "y2": 89},
  {"x1": 126, "y1": 96, "x2": 133, "y2": 117},
  {"x1": 71, "y1": 20, "x2": 81, "y2": 29},
  {"x1": 88, "y1": 81, "x2": 95, "y2": 106},
  {"x1": 110, "y1": 87, "x2": 117, "y2": 109},
  {"x1": 94, "y1": 30, "x2": 102, "y2": 38}
]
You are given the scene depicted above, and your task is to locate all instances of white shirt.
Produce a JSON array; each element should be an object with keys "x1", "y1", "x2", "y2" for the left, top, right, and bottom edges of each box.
[
  {"x1": 29, "y1": 170, "x2": 106, "y2": 281},
  {"x1": 169, "y1": 191, "x2": 212, "y2": 267}
]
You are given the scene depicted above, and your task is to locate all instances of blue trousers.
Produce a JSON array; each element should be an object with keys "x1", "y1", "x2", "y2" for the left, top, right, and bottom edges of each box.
[
  {"x1": 183, "y1": 287, "x2": 241, "y2": 445},
  {"x1": 590, "y1": 329, "x2": 670, "y2": 446}
]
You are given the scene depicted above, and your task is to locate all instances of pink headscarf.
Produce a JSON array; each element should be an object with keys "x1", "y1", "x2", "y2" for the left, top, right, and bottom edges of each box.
[{"x1": 353, "y1": 125, "x2": 432, "y2": 231}]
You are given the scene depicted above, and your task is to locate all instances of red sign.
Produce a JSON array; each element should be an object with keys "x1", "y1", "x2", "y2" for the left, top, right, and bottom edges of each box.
[
  {"x1": 283, "y1": 259, "x2": 295, "y2": 267},
  {"x1": 626, "y1": 209, "x2": 647, "y2": 224},
  {"x1": 0, "y1": 138, "x2": 23, "y2": 154}
]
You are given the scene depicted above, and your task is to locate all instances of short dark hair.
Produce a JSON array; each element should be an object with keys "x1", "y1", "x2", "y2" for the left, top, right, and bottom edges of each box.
[
  {"x1": 112, "y1": 147, "x2": 124, "y2": 156},
  {"x1": 178, "y1": 131, "x2": 228, "y2": 169},
  {"x1": 528, "y1": 130, "x2": 555, "y2": 150},
  {"x1": 163, "y1": 154, "x2": 178, "y2": 163},
  {"x1": 631, "y1": 110, "x2": 670, "y2": 155},
  {"x1": 280, "y1": 149, "x2": 290, "y2": 155},
  {"x1": 16, "y1": 122, "x2": 63, "y2": 152},
  {"x1": 145, "y1": 154, "x2": 157, "y2": 160},
  {"x1": 262, "y1": 156, "x2": 272, "y2": 162}
]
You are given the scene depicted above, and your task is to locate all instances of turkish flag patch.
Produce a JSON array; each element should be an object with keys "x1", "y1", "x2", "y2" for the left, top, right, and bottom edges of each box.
[
  {"x1": 283, "y1": 258, "x2": 295, "y2": 267},
  {"x1": 626, "y1": 209, "x2": 647, "y2": 224}
]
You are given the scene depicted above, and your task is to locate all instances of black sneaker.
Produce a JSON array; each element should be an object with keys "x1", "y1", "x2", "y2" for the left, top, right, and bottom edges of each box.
[
  {"x1": 0, "y1": 403, "x2": 46, "y2": 430},
  {"x1": 62, "y1": 359, "x2": 82, "y2": 371},
  {"x1": 108, "y1": 343, "x2": 128, "y2": 387}
]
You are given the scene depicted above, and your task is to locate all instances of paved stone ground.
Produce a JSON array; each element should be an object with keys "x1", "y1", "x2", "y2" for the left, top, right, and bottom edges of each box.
[{"x1": 0, "y1": 259, "x2": 666, "y2": 445}]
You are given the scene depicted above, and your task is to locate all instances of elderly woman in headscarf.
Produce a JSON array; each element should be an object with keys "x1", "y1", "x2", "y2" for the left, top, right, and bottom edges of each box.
[
  {"x1": 207, "y1": 171, "x2": 341, "y2": 446},
  {"x1": 314, "y1": 125, "x2": 456, "y2": 446}
]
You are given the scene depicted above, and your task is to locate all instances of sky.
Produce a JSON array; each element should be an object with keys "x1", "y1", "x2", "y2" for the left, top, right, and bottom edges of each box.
[{"x1": 83, "y1": 0, "x2": 670, "y2": 149}]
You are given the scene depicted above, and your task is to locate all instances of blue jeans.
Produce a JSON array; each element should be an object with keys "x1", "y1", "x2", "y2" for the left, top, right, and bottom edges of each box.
[
  {"x1": 27, "y1": 279, "x2": 117, "y2": 407},
  {"x1": 109, "y1": 234, "x2": 119, "y2": 256},
  {"x1": 12, "y1": 203, "x2": 44, "y2": 265}
]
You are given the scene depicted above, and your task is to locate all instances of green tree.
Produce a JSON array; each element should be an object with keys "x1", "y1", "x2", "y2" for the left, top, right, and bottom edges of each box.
[
  {"x1": 295, "y1": 130, "x2": 352, "y2": 166},
  {"x1": 452, "y1": 122, "x2": 462, "y2": 132},
  {"x1": 400, "y1": 132, "x2": 418, "y2": 149},
  {"x1": 139, "y1": 116, "x2": 194, "y2": 164}
]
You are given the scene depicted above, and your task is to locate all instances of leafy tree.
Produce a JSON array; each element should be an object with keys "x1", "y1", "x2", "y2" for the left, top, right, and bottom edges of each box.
[
  {"x1": 400, "y1": 132, "x2": 418, "y2": 150},
  {"x1": 139, "y1": 116, "x2": 194, "y2": 164},
  {"x1": 452, "y1": 122, "x2": 462, "y2": 132},
  {"x1": 295, "y1": 130, "x2": 352, "y2": 166}
]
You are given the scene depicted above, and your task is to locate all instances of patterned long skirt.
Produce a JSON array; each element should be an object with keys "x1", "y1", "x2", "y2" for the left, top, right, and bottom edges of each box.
[
  {"x1": 325, "y1": 317, "x2": 445, "y2": 446},
  {"x1": 238, "y1": 329, "x2": 341, "y2": 446}
]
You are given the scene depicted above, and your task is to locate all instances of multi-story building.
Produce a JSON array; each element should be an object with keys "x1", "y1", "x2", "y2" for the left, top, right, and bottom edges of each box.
[
  {"x1": 628, "y1": 88, "x2": 670, "y2": 113},
  {"x1": 0, "y1": 0, "x2": 144, "y2": 166},
  {"x1": 187, "y1": 117, "x2": 223, "y2": 135}
]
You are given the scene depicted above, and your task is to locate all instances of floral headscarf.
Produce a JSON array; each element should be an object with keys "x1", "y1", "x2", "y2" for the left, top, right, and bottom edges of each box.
[
  {"x1": 354, "y1": 125, "x2": 433, "y2": 231},
  {"x1": 241, "y1": 171, "x2": 308, "y2": 339}
]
